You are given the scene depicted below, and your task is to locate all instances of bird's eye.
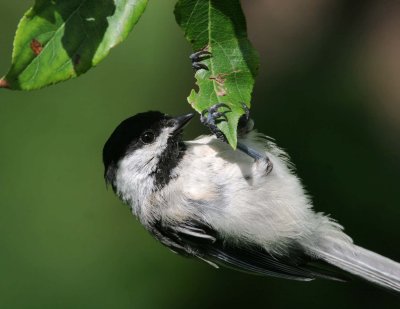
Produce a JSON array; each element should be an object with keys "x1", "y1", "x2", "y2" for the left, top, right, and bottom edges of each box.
[{"x1": 140, "y1": 131, "x2": 155, "y2": 144}]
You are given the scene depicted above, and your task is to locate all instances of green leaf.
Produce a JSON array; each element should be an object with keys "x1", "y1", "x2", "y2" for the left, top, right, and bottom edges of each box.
[
  {"x1": 0, "y1": 0, "x2": 148, "y2": 90},
  {"x1": 175, "y1": 0, "x2": 259, "y2": 148}
]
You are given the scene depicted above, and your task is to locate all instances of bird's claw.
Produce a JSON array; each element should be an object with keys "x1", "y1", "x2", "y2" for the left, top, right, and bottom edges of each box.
[
  {"x1": 238, "y1": 103, "x2": 253, "y2": 136},
  {"x1": 200, "y1": 103, "x2": 231, "y2": 142},
  {"x1": 190, "y1": 50, "x2": 212, "y2": 71},
  {"x1": 236, "y1": 103, "x2": 273, "y2": 173},
  {"x1": 237, "y1": 142, "x2": 273, "y2": 174}
]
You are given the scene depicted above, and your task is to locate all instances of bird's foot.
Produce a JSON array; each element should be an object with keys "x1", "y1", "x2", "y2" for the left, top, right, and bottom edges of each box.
[
  {"x1": 237, "y1": 142, "x2": 273, "y2": 174},
  {"x1": 237, "y1": 103, "x2": 254, "y2": 136},
  {"x1": 200, "y1": 103, "x2": 231, "y2": 142},
  {"x1": 236, "y1": 104, "x2": 273, "y2": 173},
  {"x1": 201, "y1": 102, "x2": 273, "y2": 174},
  {"x1": 190, "y1": 50, "x2": 212, "y2": 71}
]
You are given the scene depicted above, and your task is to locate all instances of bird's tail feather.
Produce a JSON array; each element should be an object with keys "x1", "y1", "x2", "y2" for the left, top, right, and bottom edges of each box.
[{"x1": 311, "y1": 239, "x2": 400, "y2": 292}]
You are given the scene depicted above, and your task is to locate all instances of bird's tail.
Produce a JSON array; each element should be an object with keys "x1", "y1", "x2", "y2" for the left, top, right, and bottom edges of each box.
[{"x1": 311, "y1": 238, "x2": 400, "y2": 293}]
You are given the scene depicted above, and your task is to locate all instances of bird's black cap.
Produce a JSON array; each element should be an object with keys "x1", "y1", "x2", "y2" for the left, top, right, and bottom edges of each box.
[
  {"x1": 102, "y1": 111, "x2": 194, "y2": 186},
  {"x1": 103, "y1": 111, "x2": 168, "y2": 176}
]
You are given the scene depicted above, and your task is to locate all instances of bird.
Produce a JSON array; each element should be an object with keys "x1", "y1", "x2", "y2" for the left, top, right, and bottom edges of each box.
[{"x1": 102, "y1": 105, "x2": 400, "y2": 292}]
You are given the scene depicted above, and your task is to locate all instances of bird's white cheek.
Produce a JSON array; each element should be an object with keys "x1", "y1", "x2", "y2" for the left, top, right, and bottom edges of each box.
[{"x1": 113, "y1": 128, "x2": 176, "y2": 214}]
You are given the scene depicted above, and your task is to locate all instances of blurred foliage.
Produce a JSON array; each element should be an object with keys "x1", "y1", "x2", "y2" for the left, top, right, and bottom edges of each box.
[{"x1": 0, "y1": 1, "x2": 399, "y2": 308}]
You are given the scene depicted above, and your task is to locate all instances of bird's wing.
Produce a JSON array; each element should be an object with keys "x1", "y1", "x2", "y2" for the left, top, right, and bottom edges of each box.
[{"x1": 154, "y1": 220, "x2": 347, "y2": 282}]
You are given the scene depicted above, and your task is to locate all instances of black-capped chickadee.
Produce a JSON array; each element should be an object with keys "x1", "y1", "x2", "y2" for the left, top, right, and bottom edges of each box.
[{"x1": 103, "y1": 106, "x2": 400, "y2": 292}]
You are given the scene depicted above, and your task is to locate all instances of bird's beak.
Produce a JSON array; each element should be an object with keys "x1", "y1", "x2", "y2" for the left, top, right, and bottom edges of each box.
[{"x1": 172, "y1": 113, "x2": 195, "y2": 134}]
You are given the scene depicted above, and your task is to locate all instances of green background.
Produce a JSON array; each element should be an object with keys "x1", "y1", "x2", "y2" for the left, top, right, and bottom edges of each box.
[{"x1": 1, "y1": 1, "x2": 399, "y2": 308}]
